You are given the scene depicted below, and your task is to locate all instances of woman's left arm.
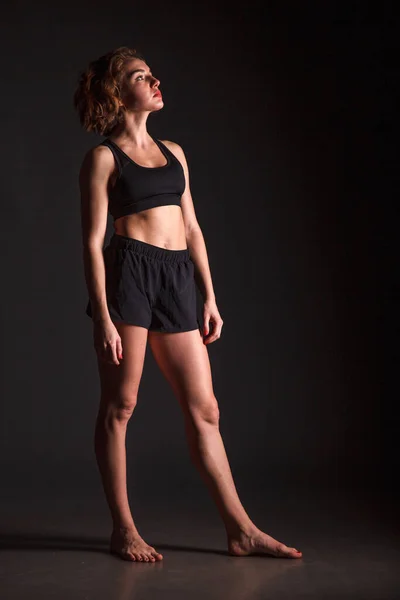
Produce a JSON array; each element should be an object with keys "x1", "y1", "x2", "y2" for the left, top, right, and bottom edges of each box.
[{"x1": 163, "y1": 140, "x2": 224, "y2": 344}]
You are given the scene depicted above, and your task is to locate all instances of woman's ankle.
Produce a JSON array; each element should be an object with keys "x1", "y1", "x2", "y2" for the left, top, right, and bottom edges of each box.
[{"x1": 112, "y1": 521, "x2": 139, "y2": 535}]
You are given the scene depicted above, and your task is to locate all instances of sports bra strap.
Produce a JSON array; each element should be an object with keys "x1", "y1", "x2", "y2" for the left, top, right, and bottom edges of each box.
[{"x1": 100, "y1": 140, "x2": 124, "y2": 175}]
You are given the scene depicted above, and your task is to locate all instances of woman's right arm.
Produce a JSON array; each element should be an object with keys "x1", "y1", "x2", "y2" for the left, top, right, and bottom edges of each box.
[{"x1": 79, "y1": 146, "x2": 123, "y2": 365}]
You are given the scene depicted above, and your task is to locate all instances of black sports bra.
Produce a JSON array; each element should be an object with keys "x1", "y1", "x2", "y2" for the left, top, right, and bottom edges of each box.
[{"x1": 99, "y1": 136, "x2": 186, "y2": 221}]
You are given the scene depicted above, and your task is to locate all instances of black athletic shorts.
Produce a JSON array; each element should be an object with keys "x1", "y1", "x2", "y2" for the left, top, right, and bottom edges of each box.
[{"x1": 85, "y1": 233, "x2": 202, "y2": 333}]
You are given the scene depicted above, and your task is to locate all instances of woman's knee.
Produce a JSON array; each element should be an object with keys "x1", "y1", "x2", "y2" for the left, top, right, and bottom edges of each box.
[
  {"x1": 190, "y1": 395, "x2": 220, "y2": 426},
  {"x1": 100, "y1": 389, "x2": 138, "y2": 423}
]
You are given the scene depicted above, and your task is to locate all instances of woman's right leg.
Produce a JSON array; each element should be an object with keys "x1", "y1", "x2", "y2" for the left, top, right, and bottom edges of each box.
[{"x1": 94, "y1": 322, "x2": 163, "y2": 562}]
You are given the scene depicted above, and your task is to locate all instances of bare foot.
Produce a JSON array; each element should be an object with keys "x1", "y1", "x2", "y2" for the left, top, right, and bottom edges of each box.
[
  {"x1": 110, "y1": 527, "x2": 163, "y2": 562},
  {"x1": 227, "y1": 527, "x2": 302, "y2": 559}
]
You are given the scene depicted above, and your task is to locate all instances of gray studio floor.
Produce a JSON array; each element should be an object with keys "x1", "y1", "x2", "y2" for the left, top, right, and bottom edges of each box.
[{"x1": 0, "y1": 482, "x2": 399, "y2": 600}]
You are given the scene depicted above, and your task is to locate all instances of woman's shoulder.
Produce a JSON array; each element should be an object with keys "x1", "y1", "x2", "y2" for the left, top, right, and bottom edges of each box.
[
  {"x1": 79, "y1": 141, "x2": 116, "y2": 177},
  {"x1": 159, "y1": 139, "x2": 187, "y2": 164},
  {"x1": 158, "y1": 139, "x2": 180, "y2": 150}
]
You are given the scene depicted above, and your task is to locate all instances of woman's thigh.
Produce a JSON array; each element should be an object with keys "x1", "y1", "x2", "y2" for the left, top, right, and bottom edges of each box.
[
  {"x1": 96, "y1": 323, "x2": 149, "y2": 402},
  {"x1": 147, "y1": 328, "x2": 216, "y2": 415}
]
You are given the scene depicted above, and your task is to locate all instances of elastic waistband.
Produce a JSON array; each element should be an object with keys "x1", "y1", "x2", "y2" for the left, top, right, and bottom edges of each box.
[{"x1": 109, "y1": 233, "x2": 191, "y2": 263}]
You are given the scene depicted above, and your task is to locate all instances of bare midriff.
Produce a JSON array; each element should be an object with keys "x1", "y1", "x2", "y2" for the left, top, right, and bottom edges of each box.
[{"x1": 113, "y1": 205, "x2": 188, "y2": 250}]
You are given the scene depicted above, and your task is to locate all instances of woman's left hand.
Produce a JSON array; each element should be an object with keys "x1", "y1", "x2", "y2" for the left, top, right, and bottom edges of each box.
[{"x1": 202, "y1": 299, "x2": 223, "y2": 345}]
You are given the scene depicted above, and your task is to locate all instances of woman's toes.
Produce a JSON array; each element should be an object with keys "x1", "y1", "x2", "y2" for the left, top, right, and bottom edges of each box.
[
  {"x1": 277, "y1": 543, "x2": 291, "y2": 556},
  {"x1": 280, "y1": 544, "x2": 302, "y2": 557}
]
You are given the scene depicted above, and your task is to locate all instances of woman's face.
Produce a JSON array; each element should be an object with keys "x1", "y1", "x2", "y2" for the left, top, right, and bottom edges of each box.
[{"x1": 119, "y1": 58, "x2": 163, "y2": 113}]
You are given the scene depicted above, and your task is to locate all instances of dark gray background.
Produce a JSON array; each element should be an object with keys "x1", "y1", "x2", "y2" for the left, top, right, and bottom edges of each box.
[{"x1": 0, "y1": 4, "x2": 398, "y2": 596}]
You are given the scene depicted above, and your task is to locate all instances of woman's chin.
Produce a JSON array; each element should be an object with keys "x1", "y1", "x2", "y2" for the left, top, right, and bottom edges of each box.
[{"x1": 152, "y1": 101, "x2": 164, "y2": 111}]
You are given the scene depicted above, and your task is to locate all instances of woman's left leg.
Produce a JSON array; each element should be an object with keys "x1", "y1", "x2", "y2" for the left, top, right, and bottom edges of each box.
[{"x1": 148, "y1": 328, "x2": 302, "y2": 558}]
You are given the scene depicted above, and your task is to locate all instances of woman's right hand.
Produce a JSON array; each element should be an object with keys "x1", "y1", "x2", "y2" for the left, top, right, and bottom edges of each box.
[{"x1": 93, "y1": 319, "x2": 123, "y2": 365}]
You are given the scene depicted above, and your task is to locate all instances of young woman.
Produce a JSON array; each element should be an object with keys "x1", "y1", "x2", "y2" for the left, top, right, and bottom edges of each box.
[{"x1": 73, "y1": 46, "x2": 302, "y2": 563}]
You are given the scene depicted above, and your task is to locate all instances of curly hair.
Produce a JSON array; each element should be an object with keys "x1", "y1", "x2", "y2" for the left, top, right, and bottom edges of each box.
[{"x1": 73, "y1": 46, "x2": 146, "y2": 136}]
